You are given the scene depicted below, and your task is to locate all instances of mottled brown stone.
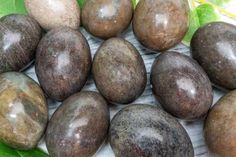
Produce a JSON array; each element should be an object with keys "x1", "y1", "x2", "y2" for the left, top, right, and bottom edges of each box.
[
  {"x1": 0, "y1": 14, "x2": 42, "y2": 73},
  {"x1": 205, "y1": 90, "x2": 236, "y2": 157},
  {"x1": 35, "y1": 27, "x2": 92, "y2": 102},
  {"x1": 92, "y1": 38, "x2": 147, "y2": 104},
  {"x1": 133, "y1": 0, "x2": 189, "y2": 51},
  {"x1": 82, "y1": 0, "x2": 133, "y2": 39},
  {"x1": 0, "y1": 72, "x2": 48, "y2": 150},
  {"x1": 109, "y1": 104, "x2": 194, "y2": 157},
  {"x1": 46, "y1": 91, "x2": 109, "y2": 157}
]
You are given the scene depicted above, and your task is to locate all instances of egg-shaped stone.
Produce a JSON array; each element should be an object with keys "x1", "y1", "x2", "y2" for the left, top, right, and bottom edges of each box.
[
  {"x1": 46, "y1": 91, "x2": 109, "y2": 157},
  {"x1": 109, "y1": 104, "x2": 194, "y2": 157},
  {"x1": 191, "y1": 22, "x2": 236, "y2": 90},
  {"x1": 82, "y1": 0, "x2": 133, "y2": 39},
  {"x1": 151, "y1": 51, "x2": 213, "y2": 120},
  {"x1": 133, "y1": 0, "x2": 189, "y2": 51},
  {"x1": 205, "y1": 90, "x2": 236, "y2": 157},
  {"x1": 92, "y1": 38, "x2": 147, "y2": 104},
  {"x1": 0, "y1": 14, "x2": 42, "y2": 73},
  {"x1": 24, "y1": 0, "x2": 80, "y2": 30},
  {"x1": 0, "y1": 72, "x2": 48, "y2": 150},
  {"x1": 35, "y1": 27, "x2": 91, "y2": 101}
]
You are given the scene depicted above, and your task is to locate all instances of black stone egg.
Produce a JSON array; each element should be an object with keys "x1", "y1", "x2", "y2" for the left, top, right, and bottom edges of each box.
[
  {"x1": 0, "y1": 14, "x2": 42, "y2": 73},
  {"x1": 191, "y1": 22, "x2": 236, "y2": 90},
  {"x1": 109, "y1": 104, "x2": 194, "y2": 157},
  {"x1": 151, "y1": 51, "x2": 213, "y2": 120}
]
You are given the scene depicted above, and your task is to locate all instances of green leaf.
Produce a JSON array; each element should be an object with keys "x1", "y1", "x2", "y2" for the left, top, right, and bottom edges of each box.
[
  {"x1": 183, "y1": 3, "x2": 220, "y2": 45},
  {"x1": 0, "y1": 0, "x2": 27, "y2": 18},
  {"x1": 183, "y1": 9, "x2": 200, "y2": 45},
  {"x1": 0, "y1": 142, "x2": 49, "y2": 157},
  {"x1": 17, "y1": 148, "x2": 49, "y2": 157},
  {"x1": 0, "y1": 142, "x2": 20, "y2": 157},
  {"x1": 77, "y1": 0, "x2": 86, "y2": 8},
  {"x1": 209, "y1": 0, "x2": 232, "y2": 6},
  {"x1": 132, "y1": 0, "x2": 140, "y2": 8},
  {"x1": 196, "y1": 3, "x2": 220, "y2": 25}
]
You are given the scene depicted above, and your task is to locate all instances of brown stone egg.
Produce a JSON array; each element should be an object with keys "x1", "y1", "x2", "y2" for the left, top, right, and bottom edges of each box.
[
  {"x1": 46, "y1": 91, "x2": 109, "y2": 157},
  {"x1": 35, "y1": 27, "x2": 92, "y2": 101},
  {"x1": 0, "y1": 14, "x2": 42, "y2": 73},
  {"x1": 133, "y1": 0, "x2": 189, "y2": 51},
  {"x1": 0, "y1": 72, "x2": 48, "y2": 150},
  {"x1": 92, "y1": 37, "x2": 147, "y2": 104},
  {"x1": 205, "y1": 90, "x2": 236, "y2": 157},
  {"x1": 82, "y1": 0, "x2": 133, "y2": 39}
]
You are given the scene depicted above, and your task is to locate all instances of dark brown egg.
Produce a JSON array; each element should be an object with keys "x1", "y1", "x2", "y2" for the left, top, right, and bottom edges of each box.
[
  {"x1": 92, "y1": 38, "x2": 147, "y2": 104},
  {"x1": 82, "y1": 0, "x2": 133, "y2": 39},
  {"x1": 0, "y1": 14, "x2": 42, "y2": 73},
  {"x1": 205, "y1": 90, "x2": 236, "y2": 157},
  {"x1": 35, "y1": 27, "x2": 91, "y2": 101},
  {"x1": 133, "y1": 0, "x2": 189, "y2": 51},
  {"x1": 46, "y1": 91, "x2": 109, "y2": 157},
  {"x1": 109, "y1": 104, "x2": 194, "y2": 157},
  {"x1": 0, "y1": 72, "x2": 48, "y2": 150},
  {"x1": 151, "y1": 52, "x2": 213, "y2": 120},
  {"x1": 191, "y1": 22, "x2": 236, "y2": 90},
  {"x1": 25, "y1": 0, "x2": 80, "y2": 31}
]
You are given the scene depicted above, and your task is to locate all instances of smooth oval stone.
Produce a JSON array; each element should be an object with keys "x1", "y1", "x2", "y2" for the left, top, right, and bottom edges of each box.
[
  {"x1": 0, "y1": 72, "x2": 48, "y2": 150},
  {"x1": 0, "y1": 14, "x2": 42, "y2": 73},
  {"x1": 191, "y1": 22, "x2": 236, "y2": 90},
  {"x1": 109, "y1": 104, "x2": 194, "y2": 157},
  {"x1": 205, "y1": 90, "x2": 236, "y2": 157},
  {"x1": 133, "y1": 0, "x2": 189, "y2": 51},
  {"x1": 46, "y1": 91, "x2": 109, "y2": 157},
  {"x1": 25, "y1": 0, "x2": 80, "y2": 30},
  {"x1": 35, "y1": 27, "x2": 92, "y2": 101},
  {"x1": 93, "y1": 38, "x2": 147, "y2": 104},
  {"x1": 151, "y1": 52, "x2": 213, "y2": 120},
  {"x1": 82, "y1": 0, "x2": 133, "y2": 39}
]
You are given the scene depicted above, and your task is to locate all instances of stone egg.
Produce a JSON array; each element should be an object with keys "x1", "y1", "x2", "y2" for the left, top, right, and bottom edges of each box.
[
  {"x1": 0, "y1": 14, "x2": 42, "y2": 73},
  {"x1": 46, "y1": 91, "x2": 109, "y2": 157},
  {"x1": 109, "y1": 104, "x2": 194, "y2": 157},
  {"x1": 24, "y1": 0, "x2": 80, "y2": 31},
  {"x1": 0, "y1": 72, "x2": 48, "y2": 150},
  {"x1": 151, "y1": 51, "x2": 213, "y2": 120},
  {"x1": 92, "y1": 38, "x2": 147, "y2": 104},
  {"x1": 82, "y1": 0, "x2": 133, "y2": 39},
  {"x1": 191, "y1": 22, "x2": 236, "y2": 90},
  {"x1": 204, "y1": 90, "x2": 236, "y2": 157},
  {"x1": 35, "y1": 27, "x2": 91, "y2": 102},
  {"x1": 133, "y1": 0, "x2": 189, "y2": 51}
]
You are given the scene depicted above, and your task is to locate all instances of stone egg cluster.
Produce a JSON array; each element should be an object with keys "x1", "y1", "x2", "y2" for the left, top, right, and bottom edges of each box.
[{"x1": 0, "y1": 0, "x2": 235, "y2": 157}]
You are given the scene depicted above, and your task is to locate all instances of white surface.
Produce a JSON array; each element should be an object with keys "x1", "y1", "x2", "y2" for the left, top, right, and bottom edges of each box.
[{"x1": 24, "y1": 8, "x2": 236, "y2": 155}]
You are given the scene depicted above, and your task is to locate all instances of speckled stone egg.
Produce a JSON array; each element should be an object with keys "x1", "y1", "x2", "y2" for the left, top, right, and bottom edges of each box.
[
  {"x1": 0, "y1": 14, "x2": 42, "y2": 73},
  {"x1": 109, "y1": 104, "x2": 194, "y2": 157},
  {"x1": 46, "y1": 91, "x2": 109, "y2": 157},
  {"x1": 151, "y1": 52, "x2": 213, "y2": 120},
  {"x1": 35, "y1": 27, "x2": 92, "y2": 101},
  {"x1": 204, "y1": 90, "x2": 236, "y2": 157},
  {"x1": 82, "y1": 0, "x2": 133, "y2": 39},
  {"x1": 24, "y1": 0, "x2": 80, "y2": 30},
  {"x1": 133, "y1": 0, "x2": 189, "y2": 51},
  {"x1": 92, "y1": 38, "x2": 147, "y2": 104},
  {"x1": 0, "y1": 72, "x2": 48, "y2": 150},
  {"x1": 191, "y1": 22, "x2": 236, "y2": 90}
]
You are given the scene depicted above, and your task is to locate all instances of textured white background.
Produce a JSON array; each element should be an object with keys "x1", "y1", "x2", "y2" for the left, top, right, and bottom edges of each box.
[{"x1": 24, "y1": 11, "x2": 236, "y2": 156}]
